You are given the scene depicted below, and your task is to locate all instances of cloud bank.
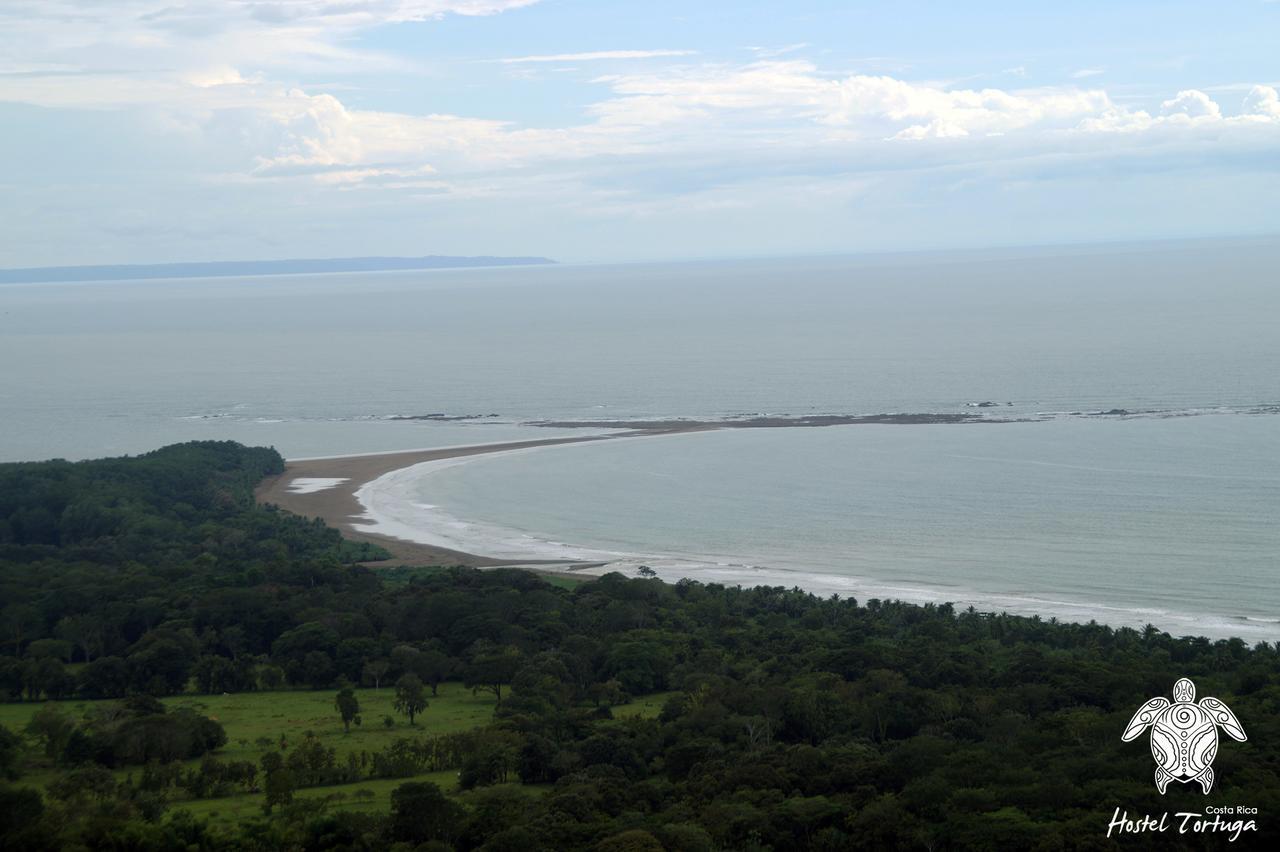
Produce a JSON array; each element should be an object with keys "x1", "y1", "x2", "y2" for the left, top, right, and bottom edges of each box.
[{"x1": 2, "y1": 0, "x2": 1279, "y2": 263}]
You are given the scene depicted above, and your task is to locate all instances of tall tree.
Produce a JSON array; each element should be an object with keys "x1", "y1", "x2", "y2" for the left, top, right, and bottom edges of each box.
[
  {"x1": 418, "y1": 649, "x2": 453, "y2": 697},
  {"x1": 361, "y1": 659, "x2": 390, "y2": 690},
  {"x1": 465, "y1": 642, "x2": 522, "y2": 707},
  {"x1": 334, "y1": 687, "x2": 361, "y2": 733},
  {"x1": 390, "y1": 781, "x2": 464, "y2": 846},
  {"x1": 24, "y1": 705, "x2": 74, "y2": 761},
  {"x1": 0, "y1": 724, "x2": 22, "y2": 780},
  {"x1": 393, "y1": 674, "x2": 428, "y2": 726},
  {"x1": 259, "y1": 751, "x2": 294, "y2": 813}
]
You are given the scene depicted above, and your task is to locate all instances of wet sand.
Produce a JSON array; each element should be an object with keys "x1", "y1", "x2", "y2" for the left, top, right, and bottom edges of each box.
[
  {"x1": 254, "y1": 428, "x2": 710, "y2": 571},
  {"x1": 254, "y1": 413, "x2": 1016, "y2": 572},
  {"x1": 255, "y1": 435, "x2": 620, "y2": 569}
]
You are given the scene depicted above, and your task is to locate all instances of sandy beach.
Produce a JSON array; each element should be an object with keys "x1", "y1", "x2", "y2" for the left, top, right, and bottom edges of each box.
[
  {"x1": 255, "y1": 425, "x2": 718, "y2": 572},
  {"x1": 253, "y1": 414, "x2": 1010, "y2": 572},
  {"x1": 254, "y1": 434, "x2": 632, "y2": 569}
]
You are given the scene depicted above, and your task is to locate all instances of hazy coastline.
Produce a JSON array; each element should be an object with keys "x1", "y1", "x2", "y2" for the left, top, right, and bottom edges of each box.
[
  {"x1": 259, "y1": 418, "x2": 1280, "y2": 643},
  {"x1": 14, "y1": 247, "x2": 1280, "y2": 644},
  {"x1": 0, "y1": 254, "x2": 556, "y2": 285}
]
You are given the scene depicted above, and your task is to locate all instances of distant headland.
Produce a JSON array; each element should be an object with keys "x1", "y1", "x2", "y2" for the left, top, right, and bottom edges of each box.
[{"x1": 0, "y1": 254, "x2": 556, "y2": 284}]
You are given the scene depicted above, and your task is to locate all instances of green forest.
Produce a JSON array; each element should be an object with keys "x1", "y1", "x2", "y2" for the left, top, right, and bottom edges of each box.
[{"x1": 0, "y1": 441, "x2": 1275, "y2": 850}]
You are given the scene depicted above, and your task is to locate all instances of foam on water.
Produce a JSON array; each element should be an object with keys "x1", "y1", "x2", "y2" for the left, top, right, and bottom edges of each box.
[
  {"x1": 353, "y1": 432, "x2": 1280, "y2": 643},
  {"x1": 354, "y1": 448, "x2": 636, "y2": 562}
]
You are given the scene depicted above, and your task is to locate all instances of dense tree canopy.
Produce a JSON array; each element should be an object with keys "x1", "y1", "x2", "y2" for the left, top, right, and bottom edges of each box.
[{"x1": 1, "y1": 442, "x2": 1277, "y2": 850}]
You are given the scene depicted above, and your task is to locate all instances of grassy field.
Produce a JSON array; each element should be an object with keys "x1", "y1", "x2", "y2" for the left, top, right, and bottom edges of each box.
[
  {"x1": 0, "y1": 681, "x2": 498, "y2": 767},
  {"x1": 1, "y1": 685, "x2": 676, "y2": 821},
  {"x1": 0, "y1": 682, "x2": 498, "y2": 815},
  {"x1": 612, "y1": 690, "x2": 675, "y2": 720},
  {"x1": 177, "y1": 770, "x2": 464, "y2": 825},
  {"x1": 170, "y1": 682, "x2": 498, "y2": 764}
]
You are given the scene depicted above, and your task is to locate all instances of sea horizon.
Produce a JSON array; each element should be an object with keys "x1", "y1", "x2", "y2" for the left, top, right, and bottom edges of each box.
[{"x1": 4, "y1": 240, "x2": 1278, "y2": 642}]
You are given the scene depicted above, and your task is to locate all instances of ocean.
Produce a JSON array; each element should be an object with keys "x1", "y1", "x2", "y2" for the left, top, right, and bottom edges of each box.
[{"x1": 3, "y1": 239, "x2": 1278, "y2": 639}]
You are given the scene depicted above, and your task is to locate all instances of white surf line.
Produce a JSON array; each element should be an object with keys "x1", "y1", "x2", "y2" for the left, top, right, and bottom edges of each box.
[
  {"x1": 349, "y1": 428, "x2": 727, "y2": 562},
  {"x1": 349, "y1": 429, "x2": 1280, "y2": 641},
  {"x1": 286, "y1": 477, "x2": 350, "y2": 494},
  {"x1": 351, "y1": 439, "x2": 654, "y2": 562}
]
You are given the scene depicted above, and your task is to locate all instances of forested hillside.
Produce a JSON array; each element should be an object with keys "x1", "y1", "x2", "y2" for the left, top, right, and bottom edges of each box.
[{"x1": 1, "y1": 443, "x2": 1275, "y2": 850}]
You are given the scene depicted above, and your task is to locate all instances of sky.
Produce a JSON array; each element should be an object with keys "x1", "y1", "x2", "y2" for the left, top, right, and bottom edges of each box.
[{"x1": 2, "y1": 0, "x2": 1279, "y2": 266}]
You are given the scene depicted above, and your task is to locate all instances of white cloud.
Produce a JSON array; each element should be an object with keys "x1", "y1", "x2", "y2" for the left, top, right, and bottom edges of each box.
[
  {"x1": 589, "y1": 61, "x2": 1115, "y2": 140},
  {"x1": 3, "y1": 3, "x2": 1279, "y2": 245},
  {"x1": 498, "y1": 50, "x2": 696, "y2": 64},
  {"x1": 1243, "y1": 84, "x2": 1280, "y2": 118},
  {"x1": 206, "y1": 60, "x2": 1279, "y2": 205},
  {"x1": 185, "y1": 67, "x2": 256, "y2": 89},
  {"x1": 1161, "y1": 89, "x2": 1222, "y2": 120},
  {"x1": 10, "y1": 0, "x2": 540, "y2": 29},
  {"x1": 749, "y1": 43, "x2": 811, "y2": 59},
  {"x1": 247, "y1": 0, "x2": 542, "y2": 23},
  {"x1": 1071, "y1": 68, "x2": 1104, "y2": 79},
  {"x1": 0, "y1": 0, "x2": 543, "y2": 87}
]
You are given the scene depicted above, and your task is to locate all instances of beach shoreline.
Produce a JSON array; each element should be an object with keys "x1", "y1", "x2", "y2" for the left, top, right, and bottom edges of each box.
[
  {"x1": 252, "y1": 414, "x2": 1007, "y2": 572},
  {"x1": 254, "y1": 424, "x2": 1280, "y2": 643},
  {"x1": 253, "y1": 428, "x2": 710, "y2": 573}
]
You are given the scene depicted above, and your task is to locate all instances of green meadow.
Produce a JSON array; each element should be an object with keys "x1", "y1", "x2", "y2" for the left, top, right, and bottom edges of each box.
[
  {"x1": 1, "y1": 684, "x2": 677, "y2": 821},
  {"x1": 0, "y1": 681, "x2": 497, "y2": 763},
  {"x1": 177, "y1": 770, "x2": 465, "y2": 826}
]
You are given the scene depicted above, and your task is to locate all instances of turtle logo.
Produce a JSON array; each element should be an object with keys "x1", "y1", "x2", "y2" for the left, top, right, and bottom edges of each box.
[{"x1": 1122, "y1": 678, "x2": 1246, "y2": 794}]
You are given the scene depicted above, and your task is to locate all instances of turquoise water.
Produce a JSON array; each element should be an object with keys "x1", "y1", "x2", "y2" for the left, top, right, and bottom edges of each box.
[{"x1": 2, "y1": 240, "x2": 1278, "y2": 637}]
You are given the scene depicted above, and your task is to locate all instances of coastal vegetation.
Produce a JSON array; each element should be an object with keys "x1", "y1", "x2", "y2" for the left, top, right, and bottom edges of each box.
[{"x1": 1, "y1": 442, "x2": 1277, "y2": 849}]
